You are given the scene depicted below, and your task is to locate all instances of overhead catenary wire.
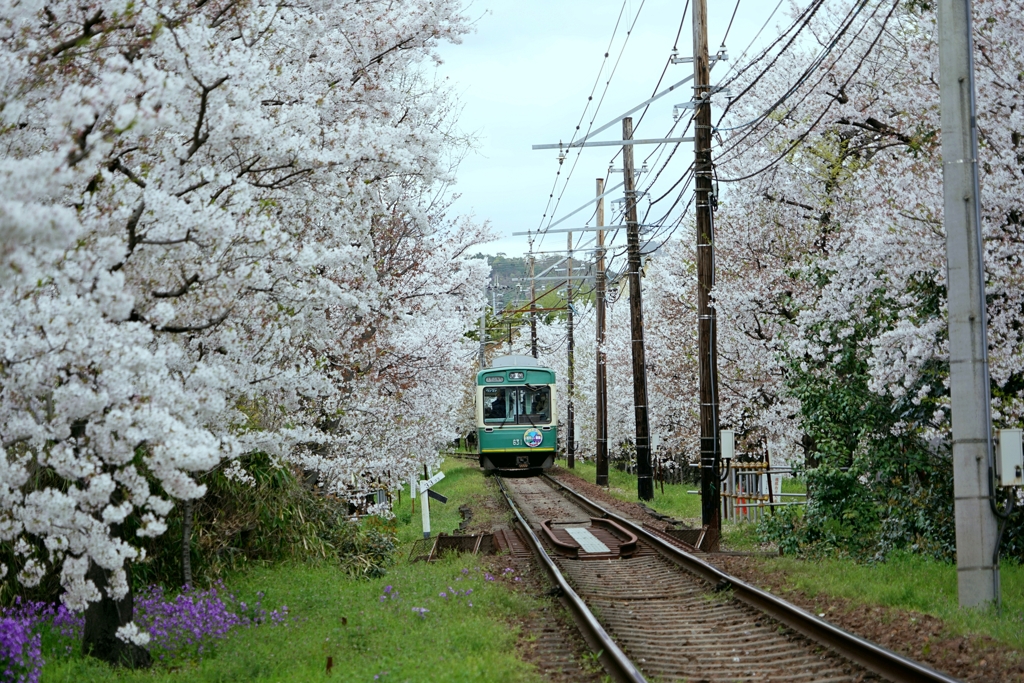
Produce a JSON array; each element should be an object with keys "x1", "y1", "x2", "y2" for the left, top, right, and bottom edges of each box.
[
  {"x1": 532, "y1": 0, "x2": 632, "y2": 240},
  {"x1": 717, "y1": 0, "x2": 902, "y2": 183},
  {"x1": 528, "y1": 0, "x2": 901, "y2": 346},
  {"x1": 534, "y1": 0, "x2": 650, "y2": 253},
  {"x1": 719, "y1": 0, "x2": 743, "y2": 48},
  {"x1": 711, "y1": 0, "x2": 884, "y2": 163}
]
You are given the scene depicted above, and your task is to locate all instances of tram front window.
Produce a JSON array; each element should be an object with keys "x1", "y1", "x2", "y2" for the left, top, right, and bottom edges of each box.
[
  {"x1": 483, "y1": 386, "x2": 551, "y2": 424},
  {"x1": 483, "y1": 387, "x2": 510, "y2": 422},
  {"x1": 523, "y1": 386, "x2": 551, "y2": 423}
]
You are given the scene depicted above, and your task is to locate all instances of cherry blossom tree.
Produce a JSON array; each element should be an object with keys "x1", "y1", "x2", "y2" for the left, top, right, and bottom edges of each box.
[
  {"x1": 1, "y1": 0, "x2": 485, "y2": 661},
  {"x1": 676, "y1": 0, "x2": 1023, "y2": 554}
]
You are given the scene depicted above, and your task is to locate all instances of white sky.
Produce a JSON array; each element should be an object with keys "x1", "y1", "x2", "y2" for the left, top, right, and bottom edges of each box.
[{"x1": 434, "y1": 0, "x2": 784, "y2": 260}]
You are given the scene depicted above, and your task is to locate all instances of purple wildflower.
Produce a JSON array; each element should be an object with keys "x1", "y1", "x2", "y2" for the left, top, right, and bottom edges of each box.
[{"x1": 0, "y1": 616, "x2": 41, "y2": 683}]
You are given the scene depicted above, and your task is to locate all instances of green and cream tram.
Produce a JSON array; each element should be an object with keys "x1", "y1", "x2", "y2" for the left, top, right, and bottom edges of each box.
[{"x1": 475, "y1": 355, "x2": 557, "y2": 471}]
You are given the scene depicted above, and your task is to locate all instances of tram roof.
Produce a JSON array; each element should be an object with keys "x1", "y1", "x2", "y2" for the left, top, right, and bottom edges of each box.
[
  {"x1": 490, "y1": 355, "x2": 541, "y2": 368},
  {"x1": 476, "y1": 355, "x2": 555, "y2": 385}
]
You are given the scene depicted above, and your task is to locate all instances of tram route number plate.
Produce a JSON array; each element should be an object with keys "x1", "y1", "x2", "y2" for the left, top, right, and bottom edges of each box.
[
  {"x1": 565, "y1": 527, "x2": 611, "y2": 554},
  {"x1": 420, "y1": 471, "x2": 445, "y2": 493}
]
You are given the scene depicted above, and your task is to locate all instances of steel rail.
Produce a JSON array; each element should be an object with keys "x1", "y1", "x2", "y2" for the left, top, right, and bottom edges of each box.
[
  {"x1": 543, "y1": 475, "x2": 964, "y2": 683},
  {"x1": 495, "y1": 477, "x2": 647, "y2": 683}
]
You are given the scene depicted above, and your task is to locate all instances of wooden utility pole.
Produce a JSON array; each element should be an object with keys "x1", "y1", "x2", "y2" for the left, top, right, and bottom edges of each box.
[
  {"x1": 567, "y1": 233, "x2": 576, "y2": 468},
  {"x1": 595, "y1": 178, "x2": 609, "y2": 487},
  {"x1": 623, "y1": 117, "x2": 653, "y2": 501},
  {"x1": 529, "y1": 254, "x2": 538, "y2": 358},
  {"x1": 938, "y1": 0, "x2": 999, "y2": 607},
  {"x1": 693, "y1": 0, "x2": 721, "y2": 530}
]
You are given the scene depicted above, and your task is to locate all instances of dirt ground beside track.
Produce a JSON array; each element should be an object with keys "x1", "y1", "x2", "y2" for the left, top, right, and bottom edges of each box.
[{"x1": 549, "y1": 466, "x2": 1024, "y2": 683}]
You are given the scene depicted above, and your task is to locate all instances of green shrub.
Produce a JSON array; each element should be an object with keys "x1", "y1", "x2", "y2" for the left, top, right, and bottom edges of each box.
[
  {"x1": 134, "y1": 452, "x2": 397, "y2": 588},
  {"x1": 758, "y1": 466, "x2": 879, "y2": 557}
]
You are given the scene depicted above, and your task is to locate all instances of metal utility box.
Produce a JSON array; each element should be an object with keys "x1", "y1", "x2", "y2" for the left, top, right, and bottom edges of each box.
[
  {"x1": 998, "y1": 429, "x2": 1023, "y2": 487},
  {"x1": 721, "y1": 429, "x2": 735, "y2": 460}
]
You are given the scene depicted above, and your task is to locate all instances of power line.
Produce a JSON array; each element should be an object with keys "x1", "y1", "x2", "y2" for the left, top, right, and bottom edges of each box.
[
  {"x1": 717, "y1": 0, "x2": 901, "y2": 183},
  {"x1": 534, "y1": 0, "x2": 648, "y2": 251},
  {"x1": 713, "y1": 0, "x2": 881, "y2": 165}
]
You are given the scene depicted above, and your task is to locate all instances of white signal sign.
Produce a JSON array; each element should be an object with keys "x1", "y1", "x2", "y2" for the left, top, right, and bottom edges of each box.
[{"x1": 420, "y1": 471, "x2": 445, "y2": 493}]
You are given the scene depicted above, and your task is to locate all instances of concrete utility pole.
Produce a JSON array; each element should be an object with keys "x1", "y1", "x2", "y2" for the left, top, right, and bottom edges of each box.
[
  {"x1": 938, "y1": 0, "x2": 1000, "y2": 608},
  {"x1": 530, "y1": 254, "x2": 538, "y2": 358},
  {"x1": 567, "y1": 233, "x2": 576, "y2": 468},
  {"x1": 623, "y1": 117, "x2": 654, "y2": 501},
  {"x1": 478, "y1": 309, "x2": 487, "y2": 369},
  {"x1": 693, "y1": 0, "x2": 721, "y2": 532},
  {"x1": 595, "y1": 178, "x2": 610, "y2": 487}
]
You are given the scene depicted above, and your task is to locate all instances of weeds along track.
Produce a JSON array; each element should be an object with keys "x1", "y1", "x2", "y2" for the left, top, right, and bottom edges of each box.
[{"x1": 497, "y1": 475, "x2": 962, "y2": 683}]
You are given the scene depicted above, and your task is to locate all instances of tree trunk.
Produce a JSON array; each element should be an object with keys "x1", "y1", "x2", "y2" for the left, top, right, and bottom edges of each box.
[
  {"x1": 182, "y1": 498, "x2": 193, "y2": 588},
  {"x1": 82, "y1": 560, "x2": 152, "y2": 668}
]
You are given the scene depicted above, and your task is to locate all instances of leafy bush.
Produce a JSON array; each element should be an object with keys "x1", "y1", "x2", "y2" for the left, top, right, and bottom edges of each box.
[
  {"x1": 780, "y1": 284, "x2": 962, "y2": 561},
  {"x1": 134, "y1": 452, "x2": 398, "y2": 587},
  {"x1": 758, "y1": 466, "x2": 878, "y2": 557},
  {"x1": 757, "y1": 505, "x2": 804, "y2": 556}
]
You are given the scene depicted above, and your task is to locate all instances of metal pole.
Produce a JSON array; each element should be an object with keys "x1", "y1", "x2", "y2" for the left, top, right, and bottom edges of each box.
[
  {"x1": 595, "y1": 178, "x2": 609, "y2": 487},
  {"x1": 567, "y1": 232, "x2": 576, "y2": 468},
  {"x1": 420, "y1": 481, "x2": 431, "y2": 539},
  {"x1": 938, "y1": 0, "x2": 999, "y2": 608},
  {"x1": 623, "y1": 117, "x2": 653, "y2": 501},
  {"x1": 693, "y1": 0, "x2": 721, "y2": 533},
  {"x1": 530, "y1": 255, "x2": 538, "y2": 358},
  {"x1": 478, "y1": 310, "x2": 486, "y2": 369}
]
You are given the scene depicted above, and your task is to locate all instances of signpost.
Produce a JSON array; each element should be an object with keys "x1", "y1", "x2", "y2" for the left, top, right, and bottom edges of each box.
[{"x1": 419, "y1": 471, "x2": 446, "y2": 539}]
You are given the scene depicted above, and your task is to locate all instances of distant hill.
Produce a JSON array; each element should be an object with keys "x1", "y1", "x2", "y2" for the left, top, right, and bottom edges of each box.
[
  {"x1": 471, "y1": 252, "x2": 615, "y2": 312},
  {"x1": 471, "y1": 253, "x2": 563, "y2": 310}
]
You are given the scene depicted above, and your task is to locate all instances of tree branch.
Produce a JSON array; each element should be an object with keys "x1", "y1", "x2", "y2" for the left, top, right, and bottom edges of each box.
[
  {"x1": 334, "y1": 36, "x2": 417, "y2": 88},
  {"x1": 175, "y1": 179, "x2": 209, "y2": 197},
  {"x1": 158, "y1": 309, "x2": 232, "y2": 333},
  {"x1": 183, "y1": 75, "x2": 229, "y2": 162},
  {"x1": 110, "y1": 201, "x2": 146, "y2": 272},
  {"x1": 152, "y1": 273, "x2": 199, "y2": 298},
  {"x1": 107, "y1": 158, "x2": 147, "y2": 188},
  {"x1": 50, "y1": 10, "x2": 106, "y2": 59}
]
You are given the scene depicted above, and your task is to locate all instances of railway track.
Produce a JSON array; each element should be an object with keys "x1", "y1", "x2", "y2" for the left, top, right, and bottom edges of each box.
[{"x1": 497, "y1": 474, "x2": 963, "y2": 683}]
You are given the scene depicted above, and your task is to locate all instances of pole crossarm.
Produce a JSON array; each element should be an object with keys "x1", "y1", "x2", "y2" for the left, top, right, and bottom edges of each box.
[
  {"x1": 536, "y1": 74, "x2": 696, "y2": 149},
  {"x1": 513, "y1": 225, "x2": 628, "y2": 236},
  {"x1": 533, "y1": 182, "x2": 624, "y2": 235},
  {"x1": 517, "y1": 276, "x2": 596, "y2": 282},
  {"x1": 533, "y1": 136, "x2": 694, "y2": 150}
]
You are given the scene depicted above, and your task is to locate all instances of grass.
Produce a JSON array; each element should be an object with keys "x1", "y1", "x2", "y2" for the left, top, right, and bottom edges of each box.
[
  {"x1": 391, "y1": 457, "x2": 509, "y2": 545},
  {"x1": 42, "y1": 458, "x2": 543, "y2": 683},
  {"x1": 558, "y1": 458, "x2": 703, "y2": 521},
  {"x1": 756, "y1": 552, "x2": 1024, "y2": 650}
]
